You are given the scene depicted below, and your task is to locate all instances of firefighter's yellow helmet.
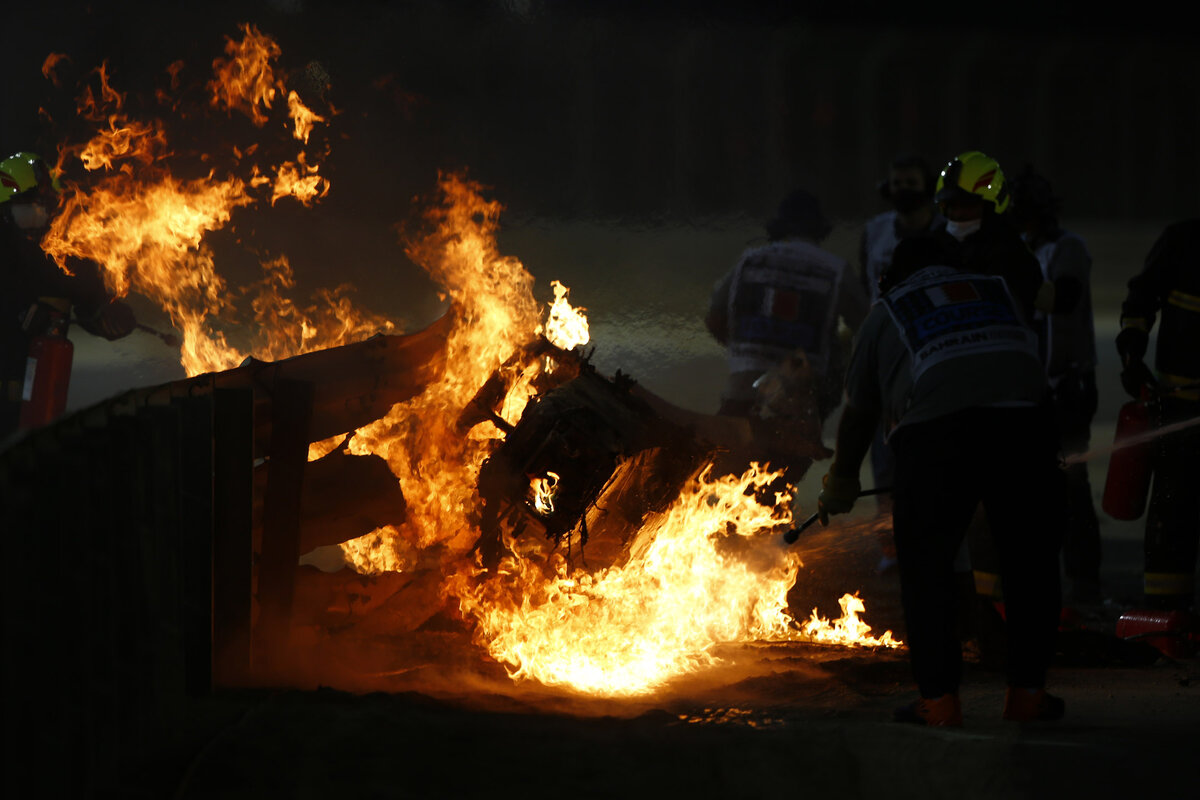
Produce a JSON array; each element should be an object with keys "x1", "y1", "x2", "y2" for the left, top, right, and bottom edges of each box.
[
  {"x1": 935, "y1": 150, "x2": 1010, "y2": 214},
  {"x1": 0, "y1": 151, "x2": 61, "y2": 204}
]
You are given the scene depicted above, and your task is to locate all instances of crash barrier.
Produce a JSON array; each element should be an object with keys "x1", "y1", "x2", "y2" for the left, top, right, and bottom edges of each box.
[
  {"x1": 0, "y1": 315, "x2": 451, "y2": 796},
  {"x1": 0, "y1": 384, "x2": 249, "y2": 795}
]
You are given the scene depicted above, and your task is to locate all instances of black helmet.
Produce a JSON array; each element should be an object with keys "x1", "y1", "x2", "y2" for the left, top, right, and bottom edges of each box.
[
  {"x1": 877, "y1": 154, "x2": 937, "y2": 202},
  {"x1": 766, "y1": 189, "x2": 832, "y2": 242},
  {"x1": 1010, "y1": 164, "x2": 1060, "y2": 230},
  {"x1": 878, "y1": 235, "x2": 954, "y2": 295}
]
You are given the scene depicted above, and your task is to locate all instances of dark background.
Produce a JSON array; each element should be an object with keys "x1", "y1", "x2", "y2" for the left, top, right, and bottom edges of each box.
[
  {"x1": 5, "y1": 0, "x2": 1188, "y2": 468},
  {"x1": 5, "y1": 1, "x2": 1197, "y2": 226}
]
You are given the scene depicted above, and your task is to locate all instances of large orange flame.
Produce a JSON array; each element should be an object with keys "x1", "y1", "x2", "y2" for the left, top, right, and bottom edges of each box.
[
  {"x1": 447, "y1": 464, "x2": 800, "y2": 695},
  {"x1": 38, "y1": 27, "x2": 899, "y2": 698},
  {"x1": 41, "y1": 165, "x2": 254, "y2": 374},
  {"x1": 345, "y1": 174, "x2": 541, "y2": 561},
  {"x1": 341, "y1": 175, "x2": 900, "y2": 693},
  {"x1": 40, "y1": 25, "x2": 365, "y2": 378}
]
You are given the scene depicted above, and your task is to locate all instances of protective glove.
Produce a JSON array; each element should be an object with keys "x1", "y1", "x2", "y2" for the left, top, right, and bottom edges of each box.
[
  {"x1": 1120, "y1": 359, "x2": 1156, "y2": 400},
  {"x1": 818, "y1": 468, "x2": 861, "y2": 526},
  {"x1": 78, "y1": 299, "x2": 137, "y2": 341},
  {"x1": 1115, "y1": 326, "x2": 1149, "y2": 365}
]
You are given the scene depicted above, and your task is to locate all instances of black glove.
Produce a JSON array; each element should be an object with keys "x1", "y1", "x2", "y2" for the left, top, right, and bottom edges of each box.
[
  {"x1": 817, "y1": 469, "x2": 861, "y2": 526},
  {"x1": 78, "y1": 299, "x2": 137, "y2": 341},
  {"x1": 1115, "y1": 326, "x2": 1148, "y2": 365},
  {"x1": 1120, "y1": 359, "x2": 1156, "y2": 400}
]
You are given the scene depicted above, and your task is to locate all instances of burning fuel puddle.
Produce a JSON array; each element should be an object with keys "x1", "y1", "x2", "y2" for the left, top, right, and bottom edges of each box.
[
  {"x1": 264, "y1": 622, "x2": 910, "y2": 731},
  {"x1": 274, "y1": 512, "x2": 907, "y2": 715}
]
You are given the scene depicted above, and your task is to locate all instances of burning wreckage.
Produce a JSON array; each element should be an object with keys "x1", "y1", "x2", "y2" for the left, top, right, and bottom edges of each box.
[
  {"x1": 2, "y1": 24, "x2": 900, "y2": 702},
  {"x1": 467, "y1": 334, "x2": 828, "y2": 574},
  {"x1": 229, "y1": 291, "x2": 901, "y2": 698}
]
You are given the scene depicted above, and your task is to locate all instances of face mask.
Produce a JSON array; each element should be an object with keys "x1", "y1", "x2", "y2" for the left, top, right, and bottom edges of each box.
[
  {"x1": 11, "y1": 203, "x2": 50, "y2": 230},
  {"x1": 891, "y1": 189, "x2": 926, "y2": 214},
  {"x1": 945, "y1": 218, "x2": 981, "y2": 241}
]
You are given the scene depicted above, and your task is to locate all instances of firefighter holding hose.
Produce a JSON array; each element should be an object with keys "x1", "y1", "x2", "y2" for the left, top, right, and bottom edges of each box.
[
  {"x1": 1, "y1": 150, "x2": 136, "y2": 440},
  {"x1": 1117, "y1": 220, "x2": 1200, "y2": 612},
  {"x1": 818, "y1": 235, "x2": 1066, "y2": 726},
  {"x1": 929, "y1": 151, "x2": 1054, "y2": 646}
]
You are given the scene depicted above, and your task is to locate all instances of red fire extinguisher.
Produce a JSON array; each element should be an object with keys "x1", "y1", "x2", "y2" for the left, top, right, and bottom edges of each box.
[
  {"x1": 18, "y1": 299, "x2": 74, "y2": 430},
  {"x1": 1116, "y1": 609, "x2": 1199, "y2": 659},
  {"x1": 1101, "y1": 390, "x2": 1156, "y2": 521}
]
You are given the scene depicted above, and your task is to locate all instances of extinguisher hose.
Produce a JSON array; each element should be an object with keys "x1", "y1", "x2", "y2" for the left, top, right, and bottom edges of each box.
[
  {"x1": 69, "y1": 316, "x2": 181, "y2": 348},
  {"x1": 783, "y1": 487, "x2": 891, "y2": 545},
  {"x1": 134, "y1": 323, "x2": 181, "y2": 348}
]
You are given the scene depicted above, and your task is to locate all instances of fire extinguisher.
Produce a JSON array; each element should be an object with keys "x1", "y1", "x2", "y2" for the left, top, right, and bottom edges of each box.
[
  {"x1": 18, "y1": 298, "x2": 74, "y2": 430},
  {"x1": 1101, "y1": 389, "x2": 1156, "y2": 521},
  {"x1": 1116, "y1": 609, "x2": 1200, "y2": 659}
]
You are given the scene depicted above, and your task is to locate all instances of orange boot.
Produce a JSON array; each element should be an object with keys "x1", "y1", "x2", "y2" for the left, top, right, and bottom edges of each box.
[
  {"x1": 1002, "y1": 688, "x2": 1065, "y2": 722},
  {"x1": 893, "y1": 694, "x2": 963, "y2": 727}
]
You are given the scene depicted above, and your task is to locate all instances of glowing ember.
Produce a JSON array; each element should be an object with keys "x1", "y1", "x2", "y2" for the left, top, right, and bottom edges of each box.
[
  {"x1": 678, "y1": 707, "x2": 785, "y2": 728},
  {"x1": 529, "y1": 471, "x2": 560, "y2": 516}
]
